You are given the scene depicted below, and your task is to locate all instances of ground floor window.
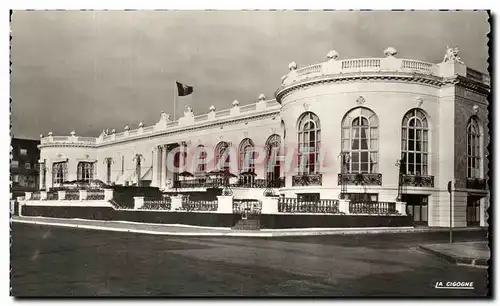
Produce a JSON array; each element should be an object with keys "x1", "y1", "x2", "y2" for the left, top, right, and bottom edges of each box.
[
  {"x1": 345, "y1": 193, "x2": 378, "y2": 202},
  {"x1": 297, "y1": 193, "x2": 320, "y2": 202},
  {"x1": 467, "y1": 196, "x2": 481, "y2": 226},
  {"x1": 52, "y1": 162, "x2": 67, "y2": 185},
  {"x1": 403, "y1": 194, "x2": 428, "y2": 225},
  {"x1": 77, "y1": 162, "x2": 94, "y2": 183}
]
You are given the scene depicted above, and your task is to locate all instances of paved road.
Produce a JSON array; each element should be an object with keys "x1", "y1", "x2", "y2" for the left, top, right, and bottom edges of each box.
[{"x1": 11, "y1": 223, "x2": 489, "y2": 297}]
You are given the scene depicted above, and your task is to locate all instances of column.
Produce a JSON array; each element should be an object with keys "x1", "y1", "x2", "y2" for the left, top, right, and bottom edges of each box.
[
  {"x1": 151, "y1": 147, "x2": 158, "y2": 187},
  {"x1": 161, "y1": 144, "x2": 167, "y2": 189}
]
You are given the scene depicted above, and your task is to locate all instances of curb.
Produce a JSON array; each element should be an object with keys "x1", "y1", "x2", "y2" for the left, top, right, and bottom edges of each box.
[{"x1": 418, "y1": 245, "x2": 488, "y2": 268}]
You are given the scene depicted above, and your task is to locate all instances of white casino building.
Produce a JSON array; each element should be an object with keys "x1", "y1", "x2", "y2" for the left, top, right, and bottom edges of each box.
[{"x1": 37, "y1": 47, "x2": 490, "y2": 228}]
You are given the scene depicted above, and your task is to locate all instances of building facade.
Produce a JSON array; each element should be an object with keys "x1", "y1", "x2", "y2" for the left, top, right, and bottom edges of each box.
[
  {"x1": 11, "y1": 138, "x2": 40, "y2": 198},
  {"x1": 38, "y1": 46, "x2": 490, "y2": 228}
]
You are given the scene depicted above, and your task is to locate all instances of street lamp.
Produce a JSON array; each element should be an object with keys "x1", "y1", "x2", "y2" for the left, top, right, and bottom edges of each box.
[{"x1": 338, "y1": 152, "x2": 350, "y2": 199}]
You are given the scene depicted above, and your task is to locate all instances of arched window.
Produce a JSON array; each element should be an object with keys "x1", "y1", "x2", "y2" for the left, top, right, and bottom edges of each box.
[
  {"x1": 77, "y1": 162, "x2": 94, "y2": 183},
  {"x1": 215, "y1": 141, "x2": 230, "y2": 171},
  {"x1": 52, "y1": 161, "x2": 67, "y2": 185},
  {"x1": 196, "y1": 145, "x2": 207, "y2": 173},
  {"x1": 297, "y1": 112, "x2": 321, "y2": 174},
  {"x1": 341, "y1": 107, "x2": 378, "y2": 173},
  {"x1": 265, "y1": 134, "x2": 281, "y2": 182},
  {"x1": 239, "y1": 138, "x2": 255, "y2": 173},
  {"x1": 467, "y1": 117, "x2": 481, "y2": 178},
  {"x1": 401, "y1": 109, "x2": 428, "y2": 175}
]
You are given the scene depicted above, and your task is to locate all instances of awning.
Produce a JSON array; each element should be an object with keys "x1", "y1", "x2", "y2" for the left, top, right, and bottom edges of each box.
[{"x1": 140, "y1": 167, "x2": 152, "y2": 181}]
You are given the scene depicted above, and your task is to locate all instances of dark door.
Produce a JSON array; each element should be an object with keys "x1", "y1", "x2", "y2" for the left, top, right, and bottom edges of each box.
[
  {"x1": 403, "y1": 194, "x2": 428, "y2": 226},
  {"x1": 466, "y1": 195, "x2": 481, "y2": 226}
]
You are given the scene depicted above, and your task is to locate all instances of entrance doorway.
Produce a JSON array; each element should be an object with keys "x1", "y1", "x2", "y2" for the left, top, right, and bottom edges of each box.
[
  {"x1": 466, "y1": 195, "x2": 481, "y2": 226},
  {"x1": 402, "y1": 194, "x2": 429, "y2": 226}
]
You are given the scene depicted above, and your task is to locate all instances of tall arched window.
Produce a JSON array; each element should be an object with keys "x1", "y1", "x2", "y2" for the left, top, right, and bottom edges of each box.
[
  {"x1": 401, "y1": 109, "x2": 428, "y2": 175},
  {"x1": 215, "y1": 141, "x2": 230, "y2": 171},
  {"x1": 77, "y1": 162, "x2": 94, "y2": 183},
  {"x1": 52, "y1": 161, "x2": 67, "y2": 185},
  {"x1": 467, "y1": 117, "x2": 481, "y2": 178},
  {"x1": 341, "y1": 107, "x2": 378, "y2": 173},
  {"x1": 196, "y1": 145, "x2": 207, "y2": 173},
  {"x1": 297, "y1": 112, "x2": 321, "y2": 175},
  {"x1": 239, "y1": 138, "x2": 255, "y2": 173},
  {"x1": 265, "y1": 134, "x2": 281, "y2": 182}
]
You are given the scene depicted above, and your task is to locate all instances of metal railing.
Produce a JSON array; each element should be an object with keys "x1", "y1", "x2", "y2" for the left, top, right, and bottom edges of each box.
[
  {"x1": 46, "y1": 192, "x2": 58, "y2": 201},
  {"x1": 65, "y1": 190, "x2": 80, "y2": 200},
  {"x1": 87, "y1": 189, "x2": 105, "y2": 200},
  {"x1": 233, "y1": 199, "x2": 262, "y2": 214},
  {"x1": 181, "y1": 198, "x2": 218, "y2": 212},
  {"x1": 349, "y1": 201, "x2": 397, "y2": 215},
  {"x1": 31, "y1": 192, "x2": 41, "y2": 200},
  {"x1": 278, "y1": 198, "x2": 340, "y2": 213},
  {"x1": 142, "y1": 197, "x2": 172, "y2": 210}
]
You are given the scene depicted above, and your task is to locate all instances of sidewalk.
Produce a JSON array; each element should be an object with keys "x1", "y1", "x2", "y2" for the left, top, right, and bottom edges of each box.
[
  {"x1": 11, "y1": 215, "x2": 486, "y2": 238},
  {"x1": 418, "y1": 242, "x2": 489, "y2": 267}
]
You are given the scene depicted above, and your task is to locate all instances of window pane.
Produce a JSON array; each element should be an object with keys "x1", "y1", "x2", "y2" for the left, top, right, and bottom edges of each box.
[
  {"x1": 402, "y1": 140, "x2": 407, "y2": 151},
  {"x1": 361, "y1": 139, "x2": 368, "y2": 150},
  {"x1": 370, "y1": 152, "x2": 377, "y2": 163},
  {"x1": 402, "y1": 128, "x2": 407, "y2": 140},
  {"x1": 352, "y1": 152, "x2": 359, "y2": 163},
  {"x1": 370, "y1": 139, "x2": 377, "y2": 150},
  {"x1": 409, "y1": 129, "x2": 415, "y2": 140},
  {"x1": 423, "y1": 131, "x2": 428, "y2": 141},
  {"x1": 361, "y1": 163, "x2": 368, "y2": 172},
  {"x1": 342, "y1": 140, "x2": 349, "y2": 150},
  {"x1": 416, "y1": 153, "x2": 421, "y2": 164},
  {"x1": 370, "y1": 128, "x2": 377, "y2": 139},
  {"x1": 408, "y1": 153, "x2": 414, "y2": 163},
  {"x1": 409, "y1": 140, "x2": 415, "y2": 151},
  {"x1": 361, "y1": 152, "x2": 369, "y2": 162},
  {"x1": 352, "y1": 163, "x2": 359, "y2": 172}
]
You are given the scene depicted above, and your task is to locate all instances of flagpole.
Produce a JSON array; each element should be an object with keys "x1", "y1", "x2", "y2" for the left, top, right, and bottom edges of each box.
[{"x1": 173, "y1": 82, "x2": 177, "y2": 121}]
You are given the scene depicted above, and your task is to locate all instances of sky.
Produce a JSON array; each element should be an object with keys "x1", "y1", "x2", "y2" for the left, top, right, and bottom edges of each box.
[{"x1": 10, "y1": 10, "x2": 490, "y2": 139}]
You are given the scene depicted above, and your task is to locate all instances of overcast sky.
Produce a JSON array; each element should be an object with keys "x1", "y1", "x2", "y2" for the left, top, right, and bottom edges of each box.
[{"x1": 11, "y1": 10, "x2": 489, "y2": 139}]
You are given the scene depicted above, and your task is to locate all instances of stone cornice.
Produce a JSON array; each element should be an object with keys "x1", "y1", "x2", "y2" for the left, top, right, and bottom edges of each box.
[
  {"x1": 275, "y1": 71, "x2": 445, "y2": 103},
  {"x1": 38, "y1": 143, "x2": 97, "y2": 149},
  {"x1": 97, "y1": 110, "x2": 281, "y2": 148},
  {"x1": 443, "y1": 75, "x2": 491, "y2": 96}
]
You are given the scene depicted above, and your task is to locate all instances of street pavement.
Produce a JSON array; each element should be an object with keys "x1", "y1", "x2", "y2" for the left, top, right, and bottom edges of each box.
[{"x1": 10, "y1": 222, "x2": 489, "y2": 297}]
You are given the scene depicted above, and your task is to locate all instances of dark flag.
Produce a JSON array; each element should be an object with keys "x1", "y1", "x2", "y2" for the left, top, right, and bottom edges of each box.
[{"x1": 176, "y1": 81, "x2": 194, "y2": 96}]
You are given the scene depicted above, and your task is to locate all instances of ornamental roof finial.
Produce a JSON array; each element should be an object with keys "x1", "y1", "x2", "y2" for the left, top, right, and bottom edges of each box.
[
  {"x1": 258, "y1": 94, "x2": 266, "y2": 101},
  {"x1": 384, "y1": 47, "x2": 398, "y2": 57},
  {"x1": 288, "y1": 62, "x2": 297, "y2": 70},
  {"x1": 232, "y1": 100, "x2": 239, "y2": 107},
  {"x1": 124, "y1": 125, "x2": 130, "y2": 131},
  {"x1": 209, "y1": 105, "x2": 216, "y2": 112},
  {"x1": 70, "y1": 130, "x2": 76, "y2": 136},
  {"x1": 326, "y1": 50, "x2": 339, "y2": 60}
]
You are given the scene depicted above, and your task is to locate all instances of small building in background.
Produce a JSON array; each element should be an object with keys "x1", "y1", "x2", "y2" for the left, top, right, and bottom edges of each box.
[{"x1": 11, "y1": 137, "x2": 40, "y2": 199}]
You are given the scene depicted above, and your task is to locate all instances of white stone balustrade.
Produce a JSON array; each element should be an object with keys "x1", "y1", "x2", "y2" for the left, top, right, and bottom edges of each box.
[
  {"x1": 58, "y1": 191, "x2": 66, "y2": 200},
  {"x1": 396, "y1": 201, "x2": 407, "y2": 216},
  {"x1": 40, "y1": 191, "x2": 47, "y2": 200},
  {"x1": 79, "y1": 190, "x2": 88, "y2": 201},
  {"x1": 217, "y1": 195, "x2": 234, "y2": 214},
  {"x1": 133, "y1": 196, "x2": 144, "y2": 210},
  {"x1": 24, "y1": 192, "x2": 32, "y2": 201},
  {"x1": 279, "y1": 56, "x2": 488, "y2": 87},
  {"x1": 170, "y1": 195, "x2": 183, "y2": 210},
  {"x1": 104, "y1": 189, "x2": 114, "y2": 201},
  {"x1": 338, "y1": 199, "x2": 350, "y2": 215},
  {"x1": 261, "y1": 196, "x2": 279, "y2": 214}
]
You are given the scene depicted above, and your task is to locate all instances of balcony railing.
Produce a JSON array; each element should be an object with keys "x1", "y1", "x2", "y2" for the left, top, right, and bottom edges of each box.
[
  {"x1": 87, "y1": 189, "x2": 105, "y2": 200},
  {"x1": 401, "y1": 174, "x2": 434, "y2": 187},
  {"x1": 175, "y1": 178, "x2": 285, "y2": 189},
  {"x1": 466, "y1": 178, "x2": 487, "y2": 190},
  {"x1": 278, "y1": 198, "x2": 339, "y2": 214},
  {"x1": 349, "y1": 201, "x2": 397, "y2": 215},
  {"x1": 142, "y1": 197, "x2": 172, "y2": 210},
  {"x1": 292, "y1": 174, "x2": 322, "y2": 186},
  {"x1": 31, "y1": 192, "x2": 41, "y2": 200},
  {"x1": 338, "y1": 173, "x2": 382, "y2": 186}
]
